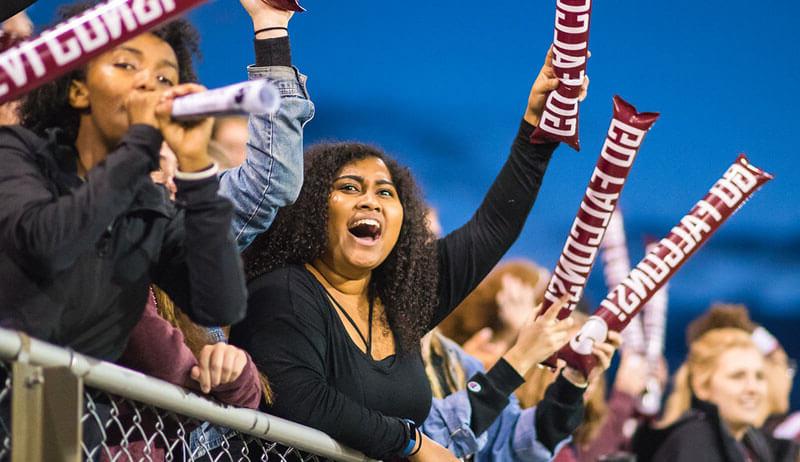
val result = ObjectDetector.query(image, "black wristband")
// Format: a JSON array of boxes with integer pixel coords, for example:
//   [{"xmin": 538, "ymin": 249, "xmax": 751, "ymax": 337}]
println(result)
[{"xmin": 254, "ymin": 26, "xmax": 288, "ymax": 35}]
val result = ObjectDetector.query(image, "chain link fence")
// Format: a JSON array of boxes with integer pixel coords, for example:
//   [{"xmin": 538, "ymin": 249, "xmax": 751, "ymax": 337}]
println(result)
[{"xmin": 0, "ymin": 329, "xmax": 374, "ymax": 462}]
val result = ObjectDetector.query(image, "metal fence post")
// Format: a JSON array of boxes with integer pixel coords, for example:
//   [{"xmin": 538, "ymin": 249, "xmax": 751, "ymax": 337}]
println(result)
[
  {"xmin": 11, "ymin": 363, "xmax": 82, "ymax": 462},
  {"xmin": 11, "ymin": 361, "xmax": 44, "ymax": 462},
  {"xmin": 43, "ymin": 367, "xmax": 83, "ymax": 462}
]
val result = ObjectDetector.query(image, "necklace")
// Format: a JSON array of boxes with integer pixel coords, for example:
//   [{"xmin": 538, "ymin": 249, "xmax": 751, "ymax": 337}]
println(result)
[{"xmin": 324, "ymin": 289, "xmax": 374, "ymax": 357}]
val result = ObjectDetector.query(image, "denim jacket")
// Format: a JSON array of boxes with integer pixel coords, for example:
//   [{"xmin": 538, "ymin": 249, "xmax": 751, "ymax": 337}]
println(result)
[
  {"xmin": 191, "ymin": 63, "xmax": 313, "ymax": 457},
  {"xmin": 219, "ymin": 64, "xmax": 314, "ymax": 252},
  {"xmin": 422, "ymin": 335, "xmax": 570, "ymax": 462}
]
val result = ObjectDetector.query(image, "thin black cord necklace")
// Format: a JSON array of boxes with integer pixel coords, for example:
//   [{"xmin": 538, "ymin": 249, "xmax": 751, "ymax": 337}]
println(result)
[{"xmin": 324, "ymin": 289, "xmax": 374, "ymax": 357}]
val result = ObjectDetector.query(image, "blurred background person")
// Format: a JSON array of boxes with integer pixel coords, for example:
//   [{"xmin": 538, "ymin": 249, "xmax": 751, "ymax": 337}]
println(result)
[
  {"xmin": 209, "ymin": 115, "xmax": 249, "ymax": 169},
  {"xmin": 0, "ymin": 10, "xmax": 33, "ymax": 125},
  {"xmin": 634, "ymin": 327, "xmax": 797, "ymax": 461},
  {"xmin": 686, "ymin": 303, "xmax": 798, "ymax": 443}
]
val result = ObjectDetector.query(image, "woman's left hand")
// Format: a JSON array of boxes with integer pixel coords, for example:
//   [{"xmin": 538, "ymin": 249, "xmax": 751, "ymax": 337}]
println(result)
[
  {"xmin": 524, "ymin": 47, "xmax": 590, "ymax": 127},
  {"xmin": 155, "ymin": 84, "xmax": 215, "ymax": 173},
  {"xmin": 190, "ymin": 343, "xmax": 249, "ymax": 393}
]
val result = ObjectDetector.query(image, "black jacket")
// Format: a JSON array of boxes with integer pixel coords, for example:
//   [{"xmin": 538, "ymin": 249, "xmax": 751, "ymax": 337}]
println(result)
[
  {"xmin": 0, "ymin": 124, "xmax": 247, "ymax": 361},
  {"xmin": 632, "ymin": 397, "xmax": 799, "ymax": 462}
]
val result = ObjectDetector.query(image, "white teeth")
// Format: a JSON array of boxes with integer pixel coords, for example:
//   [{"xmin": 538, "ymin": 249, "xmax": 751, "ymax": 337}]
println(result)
[{"xmin": 352, "ymin": 218, "xmax": 380, "ymax": 229}]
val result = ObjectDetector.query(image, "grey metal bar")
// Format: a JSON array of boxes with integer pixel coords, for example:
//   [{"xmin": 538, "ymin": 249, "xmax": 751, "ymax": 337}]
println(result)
[{"xmin": 0, "ymin": 327, "xmax": 375, "ymax": 462}]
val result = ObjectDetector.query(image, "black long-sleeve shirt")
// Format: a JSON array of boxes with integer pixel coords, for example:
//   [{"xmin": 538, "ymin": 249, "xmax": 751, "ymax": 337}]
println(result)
[
  {"xmin": 0, "ymin": 124, "xmax": 247, "ymax": 361},
  {"xmin": 231, "ymin": 120, "xmax": 557, "ymax": 459}
]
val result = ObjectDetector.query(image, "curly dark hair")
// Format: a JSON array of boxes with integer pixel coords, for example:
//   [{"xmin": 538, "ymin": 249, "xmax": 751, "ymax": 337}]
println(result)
[
  {"xmin": 19, "ymin": 0, "xmax": 200, "ymax": 144},
  {"xmin": 243, "ymin": 142, "xmax": 439, "ymax": 354}
]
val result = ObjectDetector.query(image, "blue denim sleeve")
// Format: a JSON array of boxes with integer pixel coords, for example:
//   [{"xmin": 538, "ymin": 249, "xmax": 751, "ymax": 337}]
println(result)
[
  {"xmin": 218, "ymin": 65, "xmax": 315, "ymax": 252},
  {"xmin": 424, "ymin": 391, "xmax": 567, "ymax": 462},
  {"xmin": 424, "ymin": 391, "xmax": 488, "ymax": 458},
  {"xmin": 421, "ymin": 335, "xmax": 569, "ymax": 461},
  {"xmin": 483, "ymin": 395, "xmax": 571, "ymax": 462}
]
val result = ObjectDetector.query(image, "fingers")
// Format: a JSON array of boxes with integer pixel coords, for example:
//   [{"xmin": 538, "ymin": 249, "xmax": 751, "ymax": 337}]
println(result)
[
  {"xmin": 544, "ymin": 44, "xmax": 554, "ymax": 67},
  {"xmin": 463, "ymin": 327, "xmax": 493, "ymax": 351},
  {"xmin": 209, "ymin": 345, "xmax": 225, "ymax": 388},
  {"xmin": 543, "ymin": 293, "xmax": 570, "ymax": 321},
  {"xmin": 592, "ymin": 339, "xmax": 617, "ymax": 371},
  {"xmin": 543, "ymin": 77, "xmax": 560, "ymax": 92},
  {"xmin": 578, "ymin": 75, "xmax": 590, "ymax": 102},
  {"xmin": 606, "ymin": 330, "xmax": 623, "ymax": 349},
  {"xmin": 529, "ymin": 302, "xmax": 543, "ymax": 320},
  {"xmin": 156, "ymin": 83, "xmax": 208, "ymax": 119},
  {"xmin": 196, "ymin": 346, "xmax": 213, "ymax": 393},
  {"xmin": 162, "ymin": 83, "xmax": 207, "ymax": 100},
  {"xmin": 125, "ymin": 90, "xmax": 161, "ymax": 127},
  {"xmin": 192, "ymin": 344, "xmax": 250, "ymax": 393}
]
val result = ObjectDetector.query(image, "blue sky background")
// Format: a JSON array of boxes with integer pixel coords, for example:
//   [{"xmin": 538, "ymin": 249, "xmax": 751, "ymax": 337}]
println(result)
[{"xmin": 29, "ymin": 0, "xmax": 799, "ymax": 407}]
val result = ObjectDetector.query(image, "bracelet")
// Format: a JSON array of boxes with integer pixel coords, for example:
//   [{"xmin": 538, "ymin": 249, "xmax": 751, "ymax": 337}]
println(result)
[
  {"xmin": 400, "ymin": 419, "xmax": 418, "ymax": 457},
  {"xmin": 408, "ymin": 427, "xmax": 423, "ymax": 457},
  {"xmin": 254, "ymin": 26, "xmax": 288, "ymax": 36}
]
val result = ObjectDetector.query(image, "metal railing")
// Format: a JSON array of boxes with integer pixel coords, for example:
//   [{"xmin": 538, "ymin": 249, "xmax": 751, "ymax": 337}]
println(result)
[{"xmin": 0, "ymin": 327, "xmax": 376, "ymax": 462}]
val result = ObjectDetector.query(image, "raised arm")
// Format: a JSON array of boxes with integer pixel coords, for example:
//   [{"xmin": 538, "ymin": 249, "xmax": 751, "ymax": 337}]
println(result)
[
  {"xmin": 423, "ymin": 300, "xmax": 577, "ymax": 460},
  {"xmin": 432, "ymin": 49, "xmax": 589, "ymax": 326},
  {"xmin": 218, "ymin": 0, "xmax": 314, "ymax": 251},
  {"xmin": 150, "ymin": 84, "xmax": 247, "ymax": 327}
]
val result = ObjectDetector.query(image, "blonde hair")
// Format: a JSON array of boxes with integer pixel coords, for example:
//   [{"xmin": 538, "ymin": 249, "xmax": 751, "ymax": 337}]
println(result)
[
  {"xmin": 151, "ymin": 286, "xmax": 273, "ymax": 404},
  {"xmin": 421, "ymin": 331, "xmax": 467, "ymax": 399},
  {"xmin": 661, "ymin": 328, "xmax": 759, "ymax": 426}
]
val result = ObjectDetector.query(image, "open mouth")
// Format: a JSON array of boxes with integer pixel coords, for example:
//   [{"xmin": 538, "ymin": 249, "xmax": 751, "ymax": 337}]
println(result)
[{"xmin": 348, "ymin": 218, "xmax": 382, "ymax": 243}]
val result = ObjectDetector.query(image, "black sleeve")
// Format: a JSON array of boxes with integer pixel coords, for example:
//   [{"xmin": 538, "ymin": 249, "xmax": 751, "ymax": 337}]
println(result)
[
  {"xmin": 534, "ymin": 372, "xmax": 587, "ymax": 452},
  {"xmin": 151, "ymin": 175, "xmax": 247, "ymax": 327},
  {"xmin": 229, "ymin": 270, "xmax": 410, "ymax": 460},
  {"xmin": 431, "ymin": 120, "xmax": 558, "ymax": 328},
  {"xmin": 0, "ymin": 125, "xmax": 159, "ymax": 279},
  {"xmin": 642, "ymin": 419, "xmax": 724, "ymax": 462},
  {"xmin": 465, "ymin": 358, "xmax": 525, "ymax": 435},
  {"xmin": 254, "ymin": 36, "xmax": 292, "ymax": 67}
]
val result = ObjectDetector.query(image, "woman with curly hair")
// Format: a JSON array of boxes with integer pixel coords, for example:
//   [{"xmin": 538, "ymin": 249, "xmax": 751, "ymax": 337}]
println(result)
[{"xmin": 230, "ymin": 44, "xmax": 588, "ymax": 460}]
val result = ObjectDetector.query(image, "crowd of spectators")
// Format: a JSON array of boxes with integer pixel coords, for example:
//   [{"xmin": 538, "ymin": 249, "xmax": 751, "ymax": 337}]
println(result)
[{"xmin": 0, "ymin": 1, "xmax": 796, "ymax": 461}]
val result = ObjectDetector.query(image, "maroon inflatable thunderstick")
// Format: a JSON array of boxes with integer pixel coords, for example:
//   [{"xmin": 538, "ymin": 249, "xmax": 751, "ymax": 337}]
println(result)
[
  {"xmin": 536, "ymin": 96, "xmax": 657, "ymax": 366},
  {"xmin": 0, "ymin": 0, "xmax": 207, "ymax": 105},
  {"xmin": 531, "ymin": 0, "xmax": 592, "ymax": 150},
  {"xmin": 560, "ymin": 155, "xmax": 773, "ymax": 376},
  {"xmin": 261, "ymin": 0, "xmax": 304, "ymax": 12}
]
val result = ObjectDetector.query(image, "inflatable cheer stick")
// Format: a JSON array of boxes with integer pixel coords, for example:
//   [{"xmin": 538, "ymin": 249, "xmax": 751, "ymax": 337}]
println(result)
[
  {"xmin": 531, "ymin": 0, "xmax": 592, "ymax": 150},
  {"xmin": 561, "ymin": 155, "xmax": 773, "ymax": 376},
  {"xmin": 537, "ymin": 96, "xmax": 658, "ymax": 367},
  {"xmin": 0, "ymin": 0, "xmax": 208, "ymax": 105}
]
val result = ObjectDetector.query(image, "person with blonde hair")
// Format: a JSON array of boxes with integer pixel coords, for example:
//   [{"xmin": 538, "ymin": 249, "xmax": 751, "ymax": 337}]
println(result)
[
  {"xmin": 633, "ymin": 328, "xmax": 798, "ymax": 461},
  {"xmin": 686, "ymin": 303, "xmax": 798, "ymax": 442}
]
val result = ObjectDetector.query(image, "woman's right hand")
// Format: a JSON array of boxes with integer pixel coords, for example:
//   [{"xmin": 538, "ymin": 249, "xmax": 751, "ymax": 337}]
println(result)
[
  {"xmin": 502, "ymin": 295, "xmax": 574, "ymax": 377},
  {"xmin": 408, "ymin": 435, "xmax": 459, "ymax": 462},
  {"xmin": 240, "ymin": 0, "xmax": 294, "ymax": 37}
]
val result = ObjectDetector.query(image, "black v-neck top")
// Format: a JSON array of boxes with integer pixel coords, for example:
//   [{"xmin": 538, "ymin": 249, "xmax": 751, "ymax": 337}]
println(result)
[{"xmin": 230, "ymin": 120, "xmax": 557, "ymax": 459}]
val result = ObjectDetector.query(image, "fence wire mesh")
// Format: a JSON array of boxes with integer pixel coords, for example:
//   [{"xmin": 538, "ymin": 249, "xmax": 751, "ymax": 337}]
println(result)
[{"xmin": 0, "ymin": 361, "xmax": 325, "ymax": 462}]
